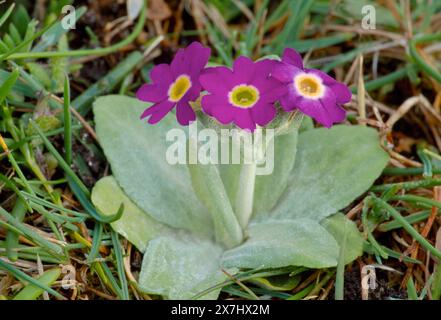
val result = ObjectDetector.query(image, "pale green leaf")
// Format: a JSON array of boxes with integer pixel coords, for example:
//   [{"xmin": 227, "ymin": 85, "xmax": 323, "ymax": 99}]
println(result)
[
  {"xmin": 138, "ymin": 233, "xmax": 226, "ymax": 300},
  {"xmin": 253, "ymin": 130, "xmax": 298, "ymax": 214},
  {"xmin": 93, "ymin": 95, "xmax": 213, "ymax": 238},
  {"xmin": 255, "ymin": 125, "xmax": 389, "ymax": 222},
  {"xmin": 219, "ymin": 163, "xmax": 242, "ymax": 207},
  {"xmin": 222, "ymin": 219, "xmax": 339, "ymax": 269},
  {"xmin": 321, "ymin": 213, "xmax": 364, "ymax": 264},
  {"xmin": 91, "ymin": 176, "xmax": 172, "ymax": 252},
  {"xmin": 189, "ymin": 162, "xmax": 243, "ymax": 248}
]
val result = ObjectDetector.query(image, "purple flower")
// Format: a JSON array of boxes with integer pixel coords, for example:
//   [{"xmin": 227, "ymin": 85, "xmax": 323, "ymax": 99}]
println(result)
[
  {"xmin": 272, "ymin": 48, "xmax": 352, "ymax": 128},
  {"xmin": 136, "ymin": 42, "xmax": 211, "ymax": 125},
  {"xmin": 199, "ymin": 56, "xmax": 284, "ymax": 131}
]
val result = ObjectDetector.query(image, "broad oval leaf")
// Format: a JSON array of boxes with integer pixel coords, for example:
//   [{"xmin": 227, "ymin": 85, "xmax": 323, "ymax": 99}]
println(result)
[
  {"xmin": 253, "ymin": 130, "xmax": 298, "ymax": 214},
  {"xmin": 93, "ymin": 95, "xmax": 213, "ymax": 238},
  {"xmin": 222, "ymin": 219, "xmax": 339, "ymax": 269},
  {"xmin": 189, "ymin": 161, "xmax": 243, "ymax": 248},
  {"xmin": 91, "ymin": 176, "xmax": 172, "ymax": 252},
  {"xmin": 138, "ymin": 233, "xmax": 227, "ymax": 300},
  {"xmin": 255, "ymin": 125, "xmax": 389, "ymax": 222},
  {"xmin": 320, "ymin": 213, "xmax": 364, "ymax": 264}
]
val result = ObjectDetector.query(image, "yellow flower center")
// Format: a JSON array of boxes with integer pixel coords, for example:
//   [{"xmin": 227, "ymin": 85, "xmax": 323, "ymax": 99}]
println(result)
[
  {"xmin": 228, "ymin": 84, "xmax": 260, "ymax": 108},
  {"xmin": 168, "ymin": 75, "xmax": 192, "ymax": 102},
  {"xmin": 294, "ymin": 74, "xmax": 324, "ymax": 99}
]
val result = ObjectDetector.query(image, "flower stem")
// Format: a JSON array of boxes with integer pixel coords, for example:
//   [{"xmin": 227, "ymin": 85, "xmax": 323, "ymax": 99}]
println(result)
[{"xmin": 235, "ymin": 162, "xmax": 257, "ymax": 229}]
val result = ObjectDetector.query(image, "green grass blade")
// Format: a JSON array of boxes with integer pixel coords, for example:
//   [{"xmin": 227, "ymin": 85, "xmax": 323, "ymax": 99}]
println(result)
[
  {"xmin": 6, "ymin": 198, "xmax": 27, "ymax": 262},
  {"xmin": 32, "ymin": 7, "xmax": 87, "ymax": 52},
  {"xmin": 111, "ymin": 230, "xmax": 130, "ymax": 300},
  {"xmin": 87, "ymin": 222, "xmax": 103, "ymax": 263},
  {"xmin": 72, "ymin": 50, "xmax": 143, "ymax": 115},
  {"xmin": 273, "ymin": 0, "xmax": 314, "ymax": 54},
  {"xmin": 30, "ymin": 120, "xmax": 90, "ymax": 196},
  {"xmin": 0, "ymin": 3, "xmax": 15, "ymax": 29},
  {"xmin": 63, "ymin": 75, "xmax": 72, "ymax": 164},
  {"xmin": 371, "ymin": 195, "xmax": 441, "ymax": 260},
  {"xmin": 0, "ymin": 206, "xmax": 63, "ymax": 256},
  {"xmin": 409, "ymin": 33, "xmax": 441, "ymax": 84},
  {"xmin": 13, "ymin": 268, "xmax": 61, "ymax": 300},
  {"xmin": 407, "ymin": 277, "xmax": 418, "ymax": 300},
  {"xmin": 0, "ymin": 260, "xmax": 64, "ymax": 299},
  {"xmin": 0, "ymin": 68, "xmax": 19, "ymax": 104}
]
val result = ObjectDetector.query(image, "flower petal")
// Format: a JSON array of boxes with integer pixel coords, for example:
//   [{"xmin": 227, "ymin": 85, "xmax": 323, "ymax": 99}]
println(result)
[
  {"xmin": 282, "ymin": 48, "xmax": 304, "ymax": 68},
  {"xmin": 180, "ymin": 81, "xmax": 201, "ymax": 103},
  {"xmin": 279, "ymin": 92, "xmax": 302, "ymax": 112},
  {"xmin": 185, "ymin": 42, "xmax": 211, "ymax": 75},
  {"xmin": 251, "ymin": 60, "xmax": 286, "ymax": 99},
  {"xmin": 233, "ymin": 56, "xmax": 256, "ymax": 84},
  {"xmin": 329, "ymin": 82, "xmax": 352, "ymax": 104},
  {"xmin": 296, "ymin": 89, "xmax": 346, "ymax": 128},
  {"xmin": 199, "ymin": 66, "xmax": 234, "ymax": 94},
  {"xmin": 170, "ymin": 48, "xmax": 187, "ymax": 76},
  {"xmin": 171, "ymin": 42, "xmax": 211, "ymax": 77},
  {"xmin": 255, "ymin": 58, "xmax": 279, "ymax": 76},
  {"xmin": 234, "ymin": 110, "xmax": 256, "ymax": 131},
  {"xmin": 260, "ymin": 81, "xmax": 288, "ymax": 103},
  {"xmin": 272, "ymin": 63, "xmax": 303, "ymax": 83},
  {"xmin": 136, "ymin": 84, "xmax": 168, "ymax": 103},
  {"xmin": 150, "ymin": 64, "xmax": 173, "ymax": 84},
  {"xmin": 201, "ymin": 94, "xmax": 234, "ymax": 124},
  {"xmin": 140, "ymin": 100, "xmax": 175, "ymax": 124},
  {"xmin": 176, "ymin": 101, "xmax": 196, "ymax": 125},
  {"xmin": 251, "ymin": 102, "xmax": 276, "ymax": 126}
]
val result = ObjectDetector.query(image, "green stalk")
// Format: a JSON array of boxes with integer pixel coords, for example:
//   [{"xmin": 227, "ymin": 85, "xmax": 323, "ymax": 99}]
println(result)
[
  {"xmin": 382, "ymin": 167, "xmax": 441, "ymax": 176},
  {"xmin": 0, "ymin": 19, "xmax": 57, "ymax": 61},
  {"xmin": 371, "ymin": 179, "xmax": 441, "ymax": 192},
  {"xmin": 4, "ymin": 2, "xmax": 146, "ymax": 60},
  {"xmin": 390, "ymin": 194, "xmax": 441, "ymax": 210},
  {"xmin": 378, "ymin": 210, "xmax": 432, "ymax": 232},
  {"xmin": 350, "ymin": 67, "xmax": 408, "ymax": 93},
  {"xmin": 63, "ymin": 75, "xmax": 72, "ymax": 165},
  {"xmin": 235, "ymin": 163, "xmax": 257, "ymax": 229}
]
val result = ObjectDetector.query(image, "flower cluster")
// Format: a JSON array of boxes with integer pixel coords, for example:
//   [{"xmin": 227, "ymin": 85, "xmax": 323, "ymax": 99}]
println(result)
[{"xmin": 136, "ymin": 42, "xmax": 351, "ymax": 131}]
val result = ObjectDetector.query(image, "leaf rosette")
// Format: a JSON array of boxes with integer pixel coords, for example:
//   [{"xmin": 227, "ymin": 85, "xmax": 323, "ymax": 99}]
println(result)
[{"xmin": 91, "ymin": 95, "xmax": 389, "ymax": 299}]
